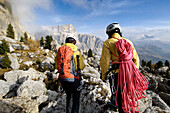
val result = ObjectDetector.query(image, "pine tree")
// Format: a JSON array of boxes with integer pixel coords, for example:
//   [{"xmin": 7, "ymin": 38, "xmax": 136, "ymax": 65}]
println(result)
[
  {"xmin": 88, "ymin": 49, "xmax": 93, "ymax": 57},
  {"xmin": 141, "ymin": 59, "xmax": 147, "ymax": 67},
  {"xmin": 155, "ymin": 61, "xmax": 163, "ymax": 69},
  {"xmin": 24, "ymin": 32, "xmax": 28, "ymax": 43},
  {"xmin": 165, "ymin": 60, "xmax": 169, "ymax": 67},
  {"xmin": 146, "ymin": 60, "xmax": 152, "ymax": 70},
  {"xmin": 6, "ymin": 23, "xmax": 15, "ymax": 39},
  {"xmin": 20, "ymin": 36, "xmax": 24, "ymax": 43},
  {"xmin": 44, "ymin": 35, "xmax": 53, "ymax": 50},
  {"xmin": 40, "ymin": 37, "xmax": 44, "ymax": 47},
  {"xmin": 0, "ymin": 39, "xmax": 10, "ymax": 54},
  {"xmin": 1, "ymin": 52, "xmax": 11, "ymax": 68}
]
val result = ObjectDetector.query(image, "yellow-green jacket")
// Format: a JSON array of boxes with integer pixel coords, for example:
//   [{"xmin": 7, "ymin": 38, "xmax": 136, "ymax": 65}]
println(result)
[
  {"xmin": 55, "ymin": 43, "xmax": 85, "ymax": 70},
  {"xmin": 100, "ymin": 33, "xmax": 140, "ymax": 80}
]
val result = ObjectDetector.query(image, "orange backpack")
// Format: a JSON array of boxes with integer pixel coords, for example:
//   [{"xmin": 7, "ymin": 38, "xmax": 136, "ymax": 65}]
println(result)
[{"xmin": 57, "ymin": 45, "xmax": 79, "ymax": 82}]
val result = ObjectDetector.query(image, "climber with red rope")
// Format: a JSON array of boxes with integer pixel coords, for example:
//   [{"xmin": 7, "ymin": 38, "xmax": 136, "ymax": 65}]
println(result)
[{"xmin": 100, "ymin": 23, "xmax": 148, "ymax": 113}]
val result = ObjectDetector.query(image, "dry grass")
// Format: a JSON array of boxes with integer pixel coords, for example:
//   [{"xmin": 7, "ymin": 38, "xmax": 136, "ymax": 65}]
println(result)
[
  {"xmin": 26, "ymin": 39, "xmax": 40, "ymax": 51},
  {"xmin": 0, "ymin": 68, "xmax": 12, "ymax": 80}
]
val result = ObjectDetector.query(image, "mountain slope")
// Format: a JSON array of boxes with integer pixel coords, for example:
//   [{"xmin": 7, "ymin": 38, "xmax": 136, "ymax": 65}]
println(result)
[
  {"xmin": 34, "ymin": 24, "xmax": 104, "ymax": 54},
  {"xmin": 0, "ymin": 0, "xmax": 34, "ymax": 40}
]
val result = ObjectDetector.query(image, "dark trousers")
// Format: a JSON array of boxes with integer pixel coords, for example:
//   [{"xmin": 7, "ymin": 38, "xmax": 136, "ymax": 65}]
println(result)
[
  {"xmin": 61, "ymin": 80, "xmax": 81, "ymax": 113},
  {"xmin": 109, "ymin": 74, "xmax": 125, "ymax": 113}
]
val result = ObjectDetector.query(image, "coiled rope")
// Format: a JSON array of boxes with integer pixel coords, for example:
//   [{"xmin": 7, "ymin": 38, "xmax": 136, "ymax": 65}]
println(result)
[{"xmin": 112, "ymin": 39, "xmax": 148, "ymax": 113}]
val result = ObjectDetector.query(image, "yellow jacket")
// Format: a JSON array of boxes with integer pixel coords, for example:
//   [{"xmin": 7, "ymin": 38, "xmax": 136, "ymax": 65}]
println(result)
[
  {"xmin": 55, "ymin": 43, "xmax": 85, "ymax": 70},
  {"xmin": 100, "ymin": 33, "xmax": 140, "ymax": 80}
]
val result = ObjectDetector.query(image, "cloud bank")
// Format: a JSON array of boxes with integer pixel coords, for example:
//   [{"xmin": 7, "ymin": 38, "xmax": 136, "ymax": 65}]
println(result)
[{"xmin": 7, "ymin": 0, "xmax": 53, "ymax": 32}]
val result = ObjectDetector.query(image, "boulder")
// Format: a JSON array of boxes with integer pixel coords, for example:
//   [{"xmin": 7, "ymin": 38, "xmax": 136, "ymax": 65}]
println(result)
[
  {"xmin": 23, "ymin": 61, "xmax": 33, "ymax": 66},
  {"xmin": 0, "ymin": 97, "xmax": 38, "ymax": 113},
  {"xmin": 152, "ymin": 94, "xmax": 169, "ymax": 110},
  {"xmin": 7, "ymin": 53, "xmax": 20, "ymax": 70},
  {"xmin": 159, "ymin": 92, "xmax": 170, "ymax": 105},
  {"xmin": 17, "ymin": 79, "xmax": 47, "ymax": 98},
  {"xmin": 0, "ymin": 80, "xmax": 11, "ymax": 98},
  {"xmin": 4, "ymin": 68, "xmax": 46, "ymax": 84},
  {"xmin": 0, "ymin": 36, "xmax": 17, "ymax": 43},
  {"xmin": 158, "ymin": 78, "xmax": 170, "ymax": 93},
  {"xmin": 9, "ymin": 45, "xmax": 15, "ymax": 52},
  {"xmin": 42, "ymin": 57, "xmax": 55, "ymax": 64}
]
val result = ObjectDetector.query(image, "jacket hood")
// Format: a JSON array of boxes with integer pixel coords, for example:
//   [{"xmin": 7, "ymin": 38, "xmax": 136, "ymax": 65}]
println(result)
[{"xmin": 62, "ymin": 43, "xmax": 78, "ymax": 51}]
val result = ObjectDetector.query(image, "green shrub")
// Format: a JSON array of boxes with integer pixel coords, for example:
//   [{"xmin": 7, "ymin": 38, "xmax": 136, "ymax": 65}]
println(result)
[
  {"xmin": 0, "ymin": 39, "xmax": 10, "ymax": 54},
  {"xmin": 36, "ymin": 58, "xmax": 41, "ymax": 64},
  {"xmin": 147, "ymin": 60, "xmax": 152, "ymax": 70},
  {"xmin": 6, "ymin": 23, "xmax": 15, "ymax": 39},
  {"xmin": 141, "ymin": 59, "xmax": 147, "ymax": 67},
  {"xmin": 155, "ymin": 61, "xmax": 163, "ymax": 69},
  {"xmin": 88, "ymin": 49, "xmax": 93, "ymax": 57},
  {"xmin": 165, "ymin": 60, "xmax": 169, "ymax": 67},
  {"xmin": 1, "ymin": 53, "xmax": 11, "ymax": 68},
  {"xmin": 44, "ymin": 35, "xmax": 53, "ymax": 50}
]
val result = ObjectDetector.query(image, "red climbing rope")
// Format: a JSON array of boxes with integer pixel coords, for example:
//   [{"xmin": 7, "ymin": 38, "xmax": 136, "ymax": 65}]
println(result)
[{"xmin": 113, "ymin": 39, "xmax": 148, "ymax": 113}]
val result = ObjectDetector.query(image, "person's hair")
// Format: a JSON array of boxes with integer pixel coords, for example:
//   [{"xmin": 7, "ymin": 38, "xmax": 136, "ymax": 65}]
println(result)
[
  {"xmin": 108, "ymin": 28, "xmax": 122, "ymax": 38},
  {"xmin": 65, "ymin": 37, "xmax": 76, "ymax": 44}
]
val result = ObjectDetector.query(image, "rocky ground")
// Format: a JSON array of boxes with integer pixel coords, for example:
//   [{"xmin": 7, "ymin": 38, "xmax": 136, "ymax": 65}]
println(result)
[{"xmin": 0, "ymin": 36, "xmax": 170, "ymax": 113}]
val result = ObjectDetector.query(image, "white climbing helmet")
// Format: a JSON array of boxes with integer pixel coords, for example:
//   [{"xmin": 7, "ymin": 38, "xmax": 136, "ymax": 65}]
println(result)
[
  {"xmin": 66, "ymin": 34, "xmax": 76, "ymax": 39},
  {"xmin": 106, "ymin": 23, "xmax": 121, "ymax": 34}
]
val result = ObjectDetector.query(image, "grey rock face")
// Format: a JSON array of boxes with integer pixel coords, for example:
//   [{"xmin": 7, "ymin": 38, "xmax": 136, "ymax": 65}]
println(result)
[
  {"xmin": 17, "ymin": 79, "xmax": 47, "ymax": 98},
  {"xmin": 23, "ymin": 61, "xmax": 33, "ymax": 66},
  {"xmin": 0, "ymin": 36, "xmax": 17, "ymax": 43},
  {"xmin": 159, "ymin": 92, "xmax": 170, "ymax": 105},
  {"xmin": 7, "ymin": 53, "xmax": 20, "ymax": 70},
  {"xmin": 34, "ymin": 24, "xmax": 104, "ymax": 55},
  {"xmin": 152, "ymin": 94, "xmax": 170, "ymax": 110},
  {"xmin": 51, "ymin": 39, "xmax": 60, "ymax": 51},
  {"xmin": 4, "ymin": 68, "xmax": 46, "ymax": 84},
  {"xmin": 0, "ymin": 97, "xmax": 38, "ymax": 113},
  {"xmin": 0, "ymin": 3, "xmax": 35, "ymax": 40},
  {"xmin": 0, "ymin": 80, "xmax": 11, "ymax": 98}
]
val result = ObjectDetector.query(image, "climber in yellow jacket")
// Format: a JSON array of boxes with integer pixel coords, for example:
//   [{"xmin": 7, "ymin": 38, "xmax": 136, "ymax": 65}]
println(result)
[
  {"xmin": 100, "ymin": 23, "xmax": 139, "ymax": 113},
  {"xmin": 56, "ymin": 34, "xmax": 85, "ymax": 113}
]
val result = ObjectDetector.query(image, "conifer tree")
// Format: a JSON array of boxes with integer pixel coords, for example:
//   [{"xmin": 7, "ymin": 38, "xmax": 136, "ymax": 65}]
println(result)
[
  {"xmin": 147, "ymin": 60, "xmax": 152, "ymax": 70},
  {"xmin": 141, "ymin": 59, "xmax": 147, "ymax": 67},
  {"xmin": 40, "ymin": 37, "xmax": 44, "ymax": 47},
  {"xmin": 165, "ymin": 60, "xmax": 169, "ymax": 67},
  {"xmin": 6, "ymin": 23, "xmax": 15, "ymax": 39},
  {"xmin": 155, "ymin": 61, "xmax": 163, "ymax": 69},
  {"xmin": 20, "ymin": 36, "xmax": 24, "ymax": 43},
  {"xmin": 24, "ymin": 32, "xmax": 28, "ymax": 43},
  {"xmin": 44, "ymin": 35, "xmax": 53, "ymax": 50},
  {"xmin": 88, "ymin": 49, "xmax": 93, "ymax": 57},
  {"xmin": 0, "ymin": 39, "xmax": 10, "ymax": 54},
  {"xmin": 1, "ymin": 52, "xmax": 11, "ymax": 68}
]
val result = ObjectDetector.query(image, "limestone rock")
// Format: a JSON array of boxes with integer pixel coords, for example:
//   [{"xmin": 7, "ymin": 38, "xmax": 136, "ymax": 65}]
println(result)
[
  {"xmin": 17, "ymin": 79, "xmax": 47, "ymax": 98},
  {"xmin": 152, "ymin": 94, "xmax": 169, "ymax": 110},
  {"xmin": 4, "ymin": 68, "xmax": 46, "ymax": 84},
  {"xmin": 159, "ymin": 92, "xmax": 170, "ymax": 105},
  {"xmin": 0, "ymin": 36, "xmax": 17, "ymax": 43},
  {"xmin": 23, "ymin": 61, "xmax": 33, "ymax": 66},
  {"xmin": 0, "ymin": 97, "xmax": 38, "ymax": 113},
  {"xmin": 0, "ymin": 80, "xmax": 11, "ymax": 98},
  {"xmin": 7, "ymin": 53, "xmax": 20, "ymax": 70}
]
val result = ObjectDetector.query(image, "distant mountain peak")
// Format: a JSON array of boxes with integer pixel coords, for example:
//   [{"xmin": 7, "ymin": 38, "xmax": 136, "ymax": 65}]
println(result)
[{"xmin": 46, "ymin": 24, "xmax": 77, "ymax": 34}]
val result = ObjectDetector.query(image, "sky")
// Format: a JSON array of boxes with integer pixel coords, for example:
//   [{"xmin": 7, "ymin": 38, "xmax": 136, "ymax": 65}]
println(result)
[{"xmin": 7, "ymin": 0, "xmax": 170, "ymax": 40}]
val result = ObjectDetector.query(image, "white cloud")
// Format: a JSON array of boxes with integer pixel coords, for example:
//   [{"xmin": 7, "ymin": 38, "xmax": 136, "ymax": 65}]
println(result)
[
  {"xmin": 61, "ymin": 0, "xmax": 131, "ymax": 16},
  {"xmin": 7, "ymin": 0, "xmax": 53, "ymax": 30},
  {"xmin": 53, "ymin": 17, "xmax": 62, "ymax": 23}
]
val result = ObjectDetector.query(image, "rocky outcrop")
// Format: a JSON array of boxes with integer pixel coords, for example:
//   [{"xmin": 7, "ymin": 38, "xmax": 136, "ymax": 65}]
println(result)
[
  {"xmin": 34, "ymin": 24, "xmax": 104, "ymax": 55},
  {"xmin": 0, "ymin": 0, "xmax": 35, "ymax": 40},
  {"xmin": 0, "ymin": 97, "xmax": 39, "ymax": 113},
  {"xmin": 7, "ymin": 53, "xmax": 20, "ymax": 70}
]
